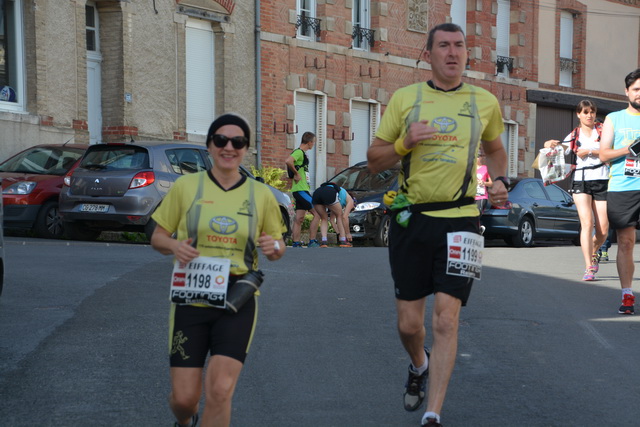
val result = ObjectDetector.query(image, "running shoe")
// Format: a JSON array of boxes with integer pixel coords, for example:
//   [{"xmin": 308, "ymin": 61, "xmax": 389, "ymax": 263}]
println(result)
[
  {"xmin": 422, "ymin": 418, "xmax": 443, "ymax": 427},
  {"xmin": 320, "ymin": 241, "xmax": 328, "ymax": 248},
  {"xmin": 618, "ymin": 294, "xmax": 635, "ymax": 315},
  {"xmin": 591, "ymin": 253, "xmax": 600, "ymax": 273},
  {"xmin": 403, "ymin": 348, "xmax": 429, "ymax": 412},
  {"xmin": 292, "ymin": 241, "xmax": 303, "ymax": 248},
  {"xmin": 601, "ymin": 251, "xmax": 609, "ymax": 262},
  {"xmin": 174, "ymin": 413, "xmax": 198, "ymax": 427},
  {"xmin": 308, "ymin": 239, "xmax": 320, "ymax": 248},
  {"xmin": 582, "ymin": 269, "xmax": 595, "ymax": 281},
  {"xmin": 339, "ymin": 241, "xmax": 353, "ymax": 247}
]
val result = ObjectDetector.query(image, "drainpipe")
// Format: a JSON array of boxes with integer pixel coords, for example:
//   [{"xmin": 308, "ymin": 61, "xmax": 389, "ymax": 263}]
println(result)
[{"xmin": 255, "ymin": 0, "xmax": 262, "ymax": 167}]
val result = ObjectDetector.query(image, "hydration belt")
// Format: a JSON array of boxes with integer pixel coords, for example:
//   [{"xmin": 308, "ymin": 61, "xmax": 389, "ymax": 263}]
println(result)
[{"xmin": 407, "ymin": 197, "xmax": 476, "ymax": 213}]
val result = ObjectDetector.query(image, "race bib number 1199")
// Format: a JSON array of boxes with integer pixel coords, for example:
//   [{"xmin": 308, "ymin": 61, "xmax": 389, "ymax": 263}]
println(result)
[
  {"xmin": 624, "ymin": 156, "xmax": 640, "ymax": 177},
  {"xmin": 446, "ymin": 231, "xmax": 483, "ymax": 280}
]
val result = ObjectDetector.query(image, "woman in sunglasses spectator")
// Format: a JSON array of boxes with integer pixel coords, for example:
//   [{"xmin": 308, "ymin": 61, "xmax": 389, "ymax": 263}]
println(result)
[{"xmin": 150, "ymin": 113, "xmax": 286, "ymax": 427}]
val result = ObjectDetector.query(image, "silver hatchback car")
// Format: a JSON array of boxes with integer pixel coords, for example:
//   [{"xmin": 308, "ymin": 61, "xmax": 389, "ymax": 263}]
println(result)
[{"xmin": 59, "ymin": 141, "xmax": 292, "ymax": 241}]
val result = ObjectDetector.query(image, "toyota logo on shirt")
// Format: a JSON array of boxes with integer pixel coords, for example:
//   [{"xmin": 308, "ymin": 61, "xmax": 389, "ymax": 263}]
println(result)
[
  {"xmin": 209, "ymin": 216, "xmax": 239, "ymax": 235},
  {"xmin": 432, "ymin": 117, "xmax": 457, "ymax": 134}
]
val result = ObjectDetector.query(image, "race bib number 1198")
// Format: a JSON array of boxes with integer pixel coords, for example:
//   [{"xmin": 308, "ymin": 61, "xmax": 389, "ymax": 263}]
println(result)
[
  {"xmin": 171, "ymin": 257, "xmax": 230, "ymax": 308},
  {"xmin": 446, "ymin": 231, "xmax": 483, "ymax": 280}
]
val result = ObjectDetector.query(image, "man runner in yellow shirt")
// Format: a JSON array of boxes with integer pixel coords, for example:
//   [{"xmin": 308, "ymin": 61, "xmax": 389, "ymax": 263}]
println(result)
[{"xmin": 368, "ymin": 23, "xmax": 509, "ymax": 427}]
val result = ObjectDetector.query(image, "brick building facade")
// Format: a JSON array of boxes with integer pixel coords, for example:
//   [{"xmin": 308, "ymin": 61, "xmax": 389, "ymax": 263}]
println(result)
[
  {"xmin": 0, "ymin": 0, "xmax": 638, "ymax": 186},
  {"xmin": 259, "ymin": 0, "xmax": 637, "ymax": 187}
]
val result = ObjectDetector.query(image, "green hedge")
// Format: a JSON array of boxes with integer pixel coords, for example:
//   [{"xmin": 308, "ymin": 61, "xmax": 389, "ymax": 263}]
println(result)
[{"xmin": 250, "ymin": 166, "xmax": 288, "ymax": 192}]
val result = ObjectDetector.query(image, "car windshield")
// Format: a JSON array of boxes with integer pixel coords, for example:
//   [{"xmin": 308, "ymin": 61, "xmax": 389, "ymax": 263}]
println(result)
[
  {"xmin": 331, "ymin": 165, "xmax": 398, "ymax": 191},
  {"xmin": 0, "ymin": 147, "xmax": 84, "ymax": 175},
  {"xmin": 80, "ymin": 145, "xmax": 150, "ymax": 171}
]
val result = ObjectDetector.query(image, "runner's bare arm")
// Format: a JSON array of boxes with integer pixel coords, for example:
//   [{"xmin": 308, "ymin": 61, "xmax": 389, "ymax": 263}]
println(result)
[
  {"xmin": 599, "ymin": 117, "xmax": 629, "ymax": 162},
  {"xmin": 367, "ymin": 121, "xmax": 436, "ymax": 173},
  {"xmin": 257, "ymin": 232, "xmax": 285, "ymax": 261},
  {"xmin": 285, "ymin": 155, "xmax": 301, "ymax": 182},
  {"xmin": 367, "ymin": 138, "xmax": 399, "ymax": 173},
  {"xmin": 151, "ymin": 225, "xmax": 200, "ymax": 264}
]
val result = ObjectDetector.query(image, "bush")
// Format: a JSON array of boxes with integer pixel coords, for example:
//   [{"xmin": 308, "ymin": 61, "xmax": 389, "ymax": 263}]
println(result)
[{"xmin": 250, "ymin": 166, "xmax": 288, "ymax": 192}]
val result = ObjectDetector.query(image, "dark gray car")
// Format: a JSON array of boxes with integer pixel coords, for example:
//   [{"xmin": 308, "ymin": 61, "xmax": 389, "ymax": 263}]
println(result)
[
  {"xmin": 0, "ymin": 182, "xmax": 4, "ymax": 296},
  {"xmin": 481, "ymin": 178, "xmax": 580, "ymax": 247},
  {"xmin": 59, "ymin": 141, "xmax": 292, "ymax": 241}
]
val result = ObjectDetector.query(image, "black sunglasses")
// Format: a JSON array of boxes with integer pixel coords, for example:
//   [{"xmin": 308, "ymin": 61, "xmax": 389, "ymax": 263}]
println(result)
[{"xmin": 210, "ymin": 134, "xmax": 249, "ymax": 149}]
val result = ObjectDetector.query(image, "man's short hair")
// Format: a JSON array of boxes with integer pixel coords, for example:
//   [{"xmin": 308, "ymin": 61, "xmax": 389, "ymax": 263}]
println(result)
[
  {"xmin": 625, "ymin": 68, "xmax": 640, "ymax": 89},
  {"xmin": 426, "ymin": 23, "xmax": 465, "ymax": 51},
  {"xmin": 301, "ymin": 131, "xmax": 316, "ymax": 145}
]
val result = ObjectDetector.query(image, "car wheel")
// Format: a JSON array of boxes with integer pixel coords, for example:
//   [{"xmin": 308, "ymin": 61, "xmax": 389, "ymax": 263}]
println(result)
[
  {"xmin": 144, "ymin": 218, "xmax": 157, "ymax": 242},
  {"xmin": 509, "ymin": 216, "xmax": 534, "ymax": 248},
  {"xmin": 64, "ymin": 222, "xmax": 101, "ymax": 241},
  {"xmin": 373, "ymin": 215, "xmax": 391, "ymax": 247},
  {"xmin": 34, "ymin": 201, "xmax": 65, "ymax": 239}
]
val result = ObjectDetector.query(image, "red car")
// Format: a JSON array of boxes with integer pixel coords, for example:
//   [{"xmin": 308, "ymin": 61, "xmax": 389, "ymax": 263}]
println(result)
[{"xmin": 0, "ymin": 144, "xmax": 88, "ymax": 238}]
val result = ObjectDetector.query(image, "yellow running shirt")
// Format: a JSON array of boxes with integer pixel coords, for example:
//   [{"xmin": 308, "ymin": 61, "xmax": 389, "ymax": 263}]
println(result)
[
  {"xmin": 152, "ymin": 171, "xmax": 286, "ymax": 275},
  {"xmin": 376, "ymin": 82, "xmax": 504, "ymax": 218}
]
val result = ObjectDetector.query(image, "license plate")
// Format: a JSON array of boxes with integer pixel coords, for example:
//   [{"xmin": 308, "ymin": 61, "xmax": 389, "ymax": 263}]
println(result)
[{"xmin": 80, "ymin": 204, "xmax": 109, "ymax": 212}]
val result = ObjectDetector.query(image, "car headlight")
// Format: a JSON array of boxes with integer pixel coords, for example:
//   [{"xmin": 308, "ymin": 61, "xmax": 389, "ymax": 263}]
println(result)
[
  {"xmin": 3, "ymin": 181, "xmax": 36, "ymax": 195},
  {"xmin": 355, "ymin": 202, "xmax": 380, "ymax": 211}
]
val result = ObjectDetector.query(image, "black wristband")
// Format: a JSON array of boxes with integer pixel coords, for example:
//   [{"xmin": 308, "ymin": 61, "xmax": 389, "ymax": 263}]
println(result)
[{"xmin": 494, "ymin": 176, "xmax": 510, "ymax": 187}]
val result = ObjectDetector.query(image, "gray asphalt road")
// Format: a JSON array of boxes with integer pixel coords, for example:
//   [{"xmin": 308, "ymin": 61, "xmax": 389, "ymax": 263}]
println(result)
[{"xmin": 1, "ymin": 237, "xmax": 639, "ymax": 426}]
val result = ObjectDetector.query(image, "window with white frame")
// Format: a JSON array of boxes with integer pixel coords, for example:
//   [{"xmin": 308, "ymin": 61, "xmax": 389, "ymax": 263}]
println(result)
[
  {"xmin": 186, "ymin": 19, "xmax": 215, "ymax": 136},
  {"xmin": 496, "ymin": 0, "xmax": 511, "ymax": 77},
  {"xmin": 450, "ymin": 0, "xmax": 466, "ymax": 36},
  {"xmin": 501, "ymin": 121, "xmax": 518, "ymax": 178},
  {"xmin": 559, "ymin": 11, "xmax": 574, "ymax": 87},
  {"xmin": 350, "ymin": 100, "xmax": 379, "ymax": 165},
  {"xmin": 0, "ymin": 0, "xmax": 24, "ymax": 111},
  {"xmin": 352, "ymin": 0, "xmax": 371, "ymax": 50},
  {"xmin": 296, "ymin": 0, "xmax": 318, "ymax": 40},
  {"xmin": 86, "ymin": 4, "xmax": 99, "ymax": 52},
  {"xmin": 295, "ymin": 91, "xmax": 328, "ymax": 188}
]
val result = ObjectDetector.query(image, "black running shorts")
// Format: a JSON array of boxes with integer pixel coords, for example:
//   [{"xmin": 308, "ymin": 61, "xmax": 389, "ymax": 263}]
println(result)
[
  {"xmin": 312, "ymin": 185, "xmax": 339, "ymax": 206},
  {"xmin": 389, "ymin": 213, "xmax": 478, "ymax": 305},
  {"xmin": 607, "ymin": 190, "xmax": 640, "ymax": 230},
  {"xmin": 570, "ymin": 179, "xmax": 608, "ymax": 201},
  {"xmin": 168, "ymin": 294, "xmax": 257, "ymax": 367},
  {"xmin": 293, "ymin": 191, "xmax": 313, "ymax": 211}
]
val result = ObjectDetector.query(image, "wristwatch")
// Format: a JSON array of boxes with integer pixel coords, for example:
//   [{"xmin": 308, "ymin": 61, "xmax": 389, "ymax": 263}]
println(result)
[{"xmin": 494, "ymin": 176, "xmax": 510, "ymax": 187}]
